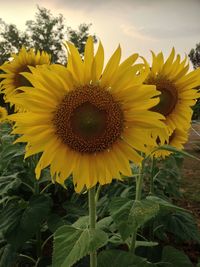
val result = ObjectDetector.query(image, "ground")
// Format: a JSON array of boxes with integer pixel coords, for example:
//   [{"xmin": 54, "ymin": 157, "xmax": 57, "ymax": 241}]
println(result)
[{"xmin": 178, "ymin": 122, "xmax": 200, "ymax": 264}]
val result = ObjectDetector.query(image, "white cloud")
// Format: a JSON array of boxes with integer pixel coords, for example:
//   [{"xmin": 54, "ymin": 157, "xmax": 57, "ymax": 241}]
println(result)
[{"xmin": 120, "ymin": 24, "xmax": 157, "ymax": 42}]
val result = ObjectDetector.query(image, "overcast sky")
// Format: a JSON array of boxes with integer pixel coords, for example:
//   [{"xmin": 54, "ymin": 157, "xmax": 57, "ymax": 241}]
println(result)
[{"xmin": 0, "ymin": 0, "xmax": 199, "ymax": 65}]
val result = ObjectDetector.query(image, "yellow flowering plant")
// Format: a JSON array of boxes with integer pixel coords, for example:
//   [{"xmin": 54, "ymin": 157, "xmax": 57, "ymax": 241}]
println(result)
[{"xmin": 0, "ymin": 38, "xmax": 200, "ymax": 267}]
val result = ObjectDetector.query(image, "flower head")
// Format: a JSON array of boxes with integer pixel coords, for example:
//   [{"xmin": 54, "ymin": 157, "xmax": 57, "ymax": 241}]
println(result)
[
  {"xmin": 152, "ymin": 127, "xmax": 189, "ymax": 158},
  {"xmin": 9, "ymin": 37, "xmax": 165, "ymax": 192},
  {"xmin": 0, "ymin": 47, "xmax": 51, "ymax": 105},
  {"xmin": 145, "ymin": 48, "xmax": 200, "ymax": 133}
]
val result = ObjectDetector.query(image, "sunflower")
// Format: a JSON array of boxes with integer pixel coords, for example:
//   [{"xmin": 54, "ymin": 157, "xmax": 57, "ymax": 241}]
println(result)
[
  {"xmin": 9, "ymin": 37, "xmax": 165, "ymax": 192},
  {"xmin": 145, "ymin": 48, "xmax": 200, "ymax": 134},
  {"xmin": 0, "ymin": 47, "xmax": 51, "ymax": 104},
  {"xmin": 0, "ymin": 106, "xmax": 8, "ymax": 123},
  {"xmin": 152, "ymin": 126, "xmax": 189, "ymax": 158}
]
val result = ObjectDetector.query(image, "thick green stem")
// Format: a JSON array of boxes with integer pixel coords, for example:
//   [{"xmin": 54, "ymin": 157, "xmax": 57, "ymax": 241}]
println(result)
[
  {"xmin": 130, "ymin": 165, "xmax": 143, "ymax": 253},
  {"xmin": 88, "ymin": 186, "xmax": 97, "ymax": 267}
]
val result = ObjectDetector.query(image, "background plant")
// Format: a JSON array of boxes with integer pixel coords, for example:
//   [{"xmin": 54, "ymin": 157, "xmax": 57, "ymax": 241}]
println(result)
[{"xmin": 1, "ymin": 122, "xmax": 199, "ymax": 267}]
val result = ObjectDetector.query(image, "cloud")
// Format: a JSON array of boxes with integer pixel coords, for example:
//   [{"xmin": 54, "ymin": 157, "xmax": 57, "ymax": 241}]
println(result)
[
  {"xmin": 120, "ymin": 24, "xmax": 157, "ymax": 41},
  {"xmin": 142, "ymin": 26, "xmax": 200, "ymax": 39}
]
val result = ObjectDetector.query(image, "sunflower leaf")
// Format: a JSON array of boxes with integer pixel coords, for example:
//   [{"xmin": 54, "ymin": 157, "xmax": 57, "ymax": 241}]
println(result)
[
  {"xmin": 52, "ymin": 225, "xmax": 108, "ymax": 267},
  {"xmin": 109, "ymin": 198, "xmax": 159, "ymax": 240},
  {"xmin": 162, "ymin": 246, "xmax": 193, "ymax": 267},
  {"xmin": 0, "ymin": 173, "xmax": 21, "ymax": 195},
  {"xmin": 97, "ymin": 249, "xmax": 153, "ymax": 267},
  {"xmin": 2, "ymin": 195, "xmax": 52, "ymax": 249},
  {"xmin": 0, "ymin": 244, "xmax": 17, "ymax": 267}
]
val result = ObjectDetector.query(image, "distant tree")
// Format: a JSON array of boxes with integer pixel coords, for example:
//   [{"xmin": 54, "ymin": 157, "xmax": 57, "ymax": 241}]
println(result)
[
  {"xmin": 0, "ymin": 19, "xmax": 28, "ymax": 65},
  {"xmin": 189, "ymin": 42, "xmax": 200, "ymax": 69},
  {"xmin": 189, "ymin": 43, "xmax": 200, "ymax": 120},
  {"xmin": 67, "ymin": 23, "xmax": 97, "ymax": 55},
  {"xmin": 0, "ymin": 6, "xmax": 96, "ymax": 65},
  {"xmin": 0, "ymin": 6, "xmax": 96, "ymax": 109},
  {"xmin": 25, "ymin": 6, "xmax": 66, "ymax": 63}
]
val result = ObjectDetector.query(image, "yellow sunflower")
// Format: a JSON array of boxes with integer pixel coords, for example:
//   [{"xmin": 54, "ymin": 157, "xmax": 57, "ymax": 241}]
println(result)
[
  {"xmin": 0, "ymin": 47, "xmax": 51, "ymax": 104},
  {"xmin": 145, "ymin": 48, "xmax": 200, "ymax": 133},
  {"xmin": 152, "ymin": 126, "xmax": 189, "ymax": 158},
  {"xmin": 0, "ymin": 106, "xmax": 8, "ymax": 123},
  {"xmin": 9, "ymin": 37, "xmax": 165, "ymax": 192}
]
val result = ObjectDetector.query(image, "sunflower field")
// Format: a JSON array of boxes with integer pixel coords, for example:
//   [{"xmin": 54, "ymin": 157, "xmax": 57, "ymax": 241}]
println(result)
[{"xmin": 0, "ymin": 36, "xmax": 200, "ymax": 267}]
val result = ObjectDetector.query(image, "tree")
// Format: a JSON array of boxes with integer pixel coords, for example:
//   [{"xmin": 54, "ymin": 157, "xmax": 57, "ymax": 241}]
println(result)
[
  {"xmin": 189, "ymin": 42, "xmax": 200, "ymax": 120},
  {"xmin": 67, "ymin": 23, "xmax": 97, "ymax": 56},
  {"xmin": 189, "ymin": 42, "xmax": 200, "ymax": 69},
  {"xmin": 0, "ymin": 19, "xmax": 28, "ymax": 65},
  {"xmin": 0, "ymin": 6, "xmax": 96, "ymax": 65},
  {"xmin": 0, "ymin": 6, "xmax": 96, "ymax": 109},
  {"xmin": 25, "ymin": 6, "xmax": 66, "ymax": 64}
]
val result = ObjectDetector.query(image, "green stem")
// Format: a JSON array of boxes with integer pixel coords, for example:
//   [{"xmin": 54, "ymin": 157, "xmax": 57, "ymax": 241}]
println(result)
[
  {"xmin": 18, "ymin": 254, "xmax": 36, "ymax": 264},
  {"xmin": 21, "ymin": 181, "xmax": 34, "ymax": 193},
  {"xmin": 34, "ymin": 181, "xmax": 42, "ymax": 259},
  {"xmin": 41, "ymin": 234, "xmax": 53, "ymax": 251},
  {"xmin": 135, "ymin": 166, "xmax": 143, "ymax": 201},
  {"xmin": 88, "ymin": 186, "xmax": 97, "ymax": 267},
  {"xmin": 95, "ymin": 184, "xmax": 102, "ymax": 203},
  {"xmin": 130, "ymin": 165, "xmax": 143, "ymax": 253},
  {"xmin": 40, "ymin": 182, "xmax": 52, "ymax": 194},
  {"xmin": 149, "ymin": 157, "xmax": 155, "ymax": 195}
]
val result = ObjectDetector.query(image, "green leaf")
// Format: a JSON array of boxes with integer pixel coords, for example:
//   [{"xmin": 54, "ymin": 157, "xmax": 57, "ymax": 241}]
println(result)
[
  {"xmin": 97, "ymin": 216, "xmax": 113, "ymax": 231},
  {"xmin": 53, "ymin": 225, "xmax": 108, "ymax": 267},
  {"xmin": 162, "ymin": 211, "xmax": 200, "ymax": 243},
  {"xmin": 109, "ymin": 234, "xmax": 123, "ymax": 245},
  {"xmin": 135, "ymin": 241, "xmax": 158, "ymax": 248},
  {"xmin": 6, "ymin": 195, "xmax": 52, "ymax": 249},
  {"xmin": 146, "ymin": 196, "xmax": 185, "ymax": 212},
  {"xmin": 109, "ymin": 198, "xmax": 159, "ymax": 240},
  {"xmin": 0, "ymin": 244, "xmax": 16, "ymax": 267},
  {"xmin": 47, "ymin": 214, "xmax": 66, "ymax": 233},
  {"xmin": 72, "ymin": 216, "xmax": 89, "ymax": 229},
  {"xmin": 0, "ymin": 173, "xmax": 21, "ymax": 195},
  {"xmin": 162, "ymin": 246, "xmax": 193, "ymax": 267},
  {"xmin": 97, "ymin": 250, "xmax": 148, "ymax": 267},
  {"xmin": 0, "ymin": 203, "xmax": 23, "ymax": 235},
  {"xmin": 62, "ymin": 201, "xmax": 87, "ymax": 222}
]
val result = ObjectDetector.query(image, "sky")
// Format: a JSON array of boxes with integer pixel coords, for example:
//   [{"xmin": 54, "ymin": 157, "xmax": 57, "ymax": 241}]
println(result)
[{"xmin": 0, "ymin": 0, "xmax": 199, "ymax": 65}]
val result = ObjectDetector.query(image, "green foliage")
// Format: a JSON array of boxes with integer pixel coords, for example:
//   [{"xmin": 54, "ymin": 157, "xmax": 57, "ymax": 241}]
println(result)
[
  {"xmin": 5, "ymin": 195, "xmax": 52, "ymax": 249},
  {"xmin": 53, "ymin": 225, "xmax": 108, "ymax": 267},
  {"xmin": 161, "ymin": 246, "xmax": 193, "ymax": 267},
  {"xmin": 0, "ymin": 122, "xmax": 200, "ymax": 266},
  {"xmin": 156, "ymin": 210, "xmax": 200, "ymax": 243},
  {"xmin": 25, "ymin": 6, "xmax": 66, "ymax": 63},
  {"xmin": 189, "ymin": 42, "xmax": 200, "ymax": 69},
  {"xmin": 109, "ymin": 198, "xmax": 159, "ymax": 240},
  {"xmin": 0, "ymin": 6, "xmax": 96, "ymax": 65},
  {"xmin": 0, "ymin": 19, "xmax": 28, "ymax": 65},
  {"xmin": 97, "ymin": 250, "xmax": 148, "ymax": 267},
  {"xmin": 143, "ymin": 154, "xmax": 184, "ymax": 199},
  {"xmin": 188, "ymin": 42, "xmax": 200, "ymax": 119},
  {"xmin": 67, "ymin": 23, "xmax": 97, "ymax": 56},
  {"xmin": 0, "ymin": 244, "xmax": 16, "ymax": 267}
]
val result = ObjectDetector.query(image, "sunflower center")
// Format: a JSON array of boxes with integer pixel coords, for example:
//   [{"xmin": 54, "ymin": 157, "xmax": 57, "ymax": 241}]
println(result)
[
  {"xmin": 53, "ymin": 85, "xmax": 124, "ymax": 154},
  {"xmin": 148, "ymin": 76, "xmax": 178, "ymax": 116}
]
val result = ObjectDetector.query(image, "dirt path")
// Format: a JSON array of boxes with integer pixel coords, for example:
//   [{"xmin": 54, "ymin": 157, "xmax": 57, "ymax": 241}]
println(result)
[{"xmin": 181, "ymin": 121, "xmax": 200, "ymax": 233}]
